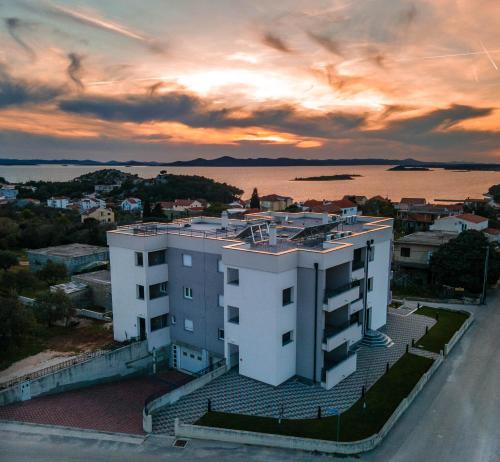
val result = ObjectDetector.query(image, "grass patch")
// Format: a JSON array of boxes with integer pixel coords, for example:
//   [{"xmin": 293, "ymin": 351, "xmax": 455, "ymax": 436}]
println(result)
[
  {"xmin": 415, "ymin": 306, "xmax": 469, "ymax": 353},
  {"xmin": 196, "ymin": 353, "xmax": 433, "ymax": 442}
]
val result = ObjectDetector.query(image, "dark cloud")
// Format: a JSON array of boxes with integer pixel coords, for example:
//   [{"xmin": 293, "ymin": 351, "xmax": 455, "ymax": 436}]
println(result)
[
  {"xmin": 58, "ymin": 90, "xmax": 365, "ymax": 138},
  {"xmin": 0, "ymin": 65, "xmax": 62, "ymax": 108},
  {"xmin": 4, "ymin": 17, "xmax": 36, "ymax": 60},
  {"xmin": 306, "ymin": 31, "xmax": 342, "ymax": 56},
  {"xmin": 67, "ymin": 53, "xmax": 85, "ymax": 90},
  {"xmin": 262, "ymin": 33, "xmax": 292, "ymax": 53}
]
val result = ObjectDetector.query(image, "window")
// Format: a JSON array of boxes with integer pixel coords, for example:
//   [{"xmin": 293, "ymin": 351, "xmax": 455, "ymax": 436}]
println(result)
[
  {"xmin": 149, "ymin": 281, "xmax": 168, "ymax": 299},
  {"xmin": 282, "ymin": 287, "xmax": 293, "ymax": 306},
  {"xmin": 184, "ymin": 318, "xmax": 194, "ymax": 332},
  {"xmin": 217, "ymin": 259, "xmax": 224, "ymax": 273},
  {"xmin": 135, "ymin": 252, "xmax": 143, "ymax": 266},
  {"xmin": 150, "ymin": 314, "xmax": 168, "ymax": 332},
  {"xmin": 136, "ymin": 285, "xmax": 144, "ymax": 300},
  {"xmin": 183, "ymin": 287, "xmax": 193, "ymax": 299},
  {"xmin": 227, "ymin": 267, "xmax": 239, "ymax": 285},
  {"xmin": 282, "ymin": 330, "xmax": 293, "ymax": 346},
  {"xmin": 228, "ymin": 306, "xmax": 239, "ymax": 324},
  {"xmin": 368, "ymin": 277, "xmax": 374, "ymax": 292},
  {"xmin": 148, "ymin": 249, "xmax": 166, "ymax": 266},
  {"xmin": 218, "ymin": 328, "xmax": 225, "ymax": 340},
  {"xmin": 171, "ymin": 315, "xmax": 176, "ymax": 325},
  {"xmin": 182, "ymin": 254, "xmax": 192, "ymax": 267},
  {"xmin": 369, "ymin": 246, "xmax": 375, "ymax": 262},
  {"xmin": 218, "ymin": 294, "xmax": 224, "ymax": 307},
  {"xmin": 400, "ymin": 247, "xmax": 411, "ymax": 257}
]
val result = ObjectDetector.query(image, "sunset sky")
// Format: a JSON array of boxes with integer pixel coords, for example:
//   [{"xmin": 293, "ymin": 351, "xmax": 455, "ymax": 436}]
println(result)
[{"xmin": 0, "ymin": 0, "xmax": 499, "ymax": 162}]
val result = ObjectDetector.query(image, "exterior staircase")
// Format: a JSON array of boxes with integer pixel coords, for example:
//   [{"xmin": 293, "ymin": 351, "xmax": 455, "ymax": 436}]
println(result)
[{"xmin": 361, "ymin": 329, "xmax": 394, "ymax": 348}]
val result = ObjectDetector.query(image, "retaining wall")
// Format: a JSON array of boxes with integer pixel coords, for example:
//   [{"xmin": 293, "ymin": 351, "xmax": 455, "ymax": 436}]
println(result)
[
  {"xmin": 143, "ymin": 364, "xmax": 227, "ymax": 433},
  {"xmin": 0, "ymin": 341, "xmax": 151, "ymax": 407},
  {"xmin": 444, "ymin": 314, "xmax": 474, "ymax": 356},
  {"xmin": 175, "ymin": 356, "xmax": 445, "ymax": 455}
]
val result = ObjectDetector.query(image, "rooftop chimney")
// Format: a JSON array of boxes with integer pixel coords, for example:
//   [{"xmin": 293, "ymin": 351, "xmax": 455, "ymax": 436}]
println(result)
[
  {"xmin": 269, "ymin": 225, "xmax": 278, "ymax": 246},
  {"xmin": 221, "ymin": 211, "xmax": 229, "ymax": 229},
  {"xmin": 322, "ymin": 213, "xmax": 329, "ymax": 224}
]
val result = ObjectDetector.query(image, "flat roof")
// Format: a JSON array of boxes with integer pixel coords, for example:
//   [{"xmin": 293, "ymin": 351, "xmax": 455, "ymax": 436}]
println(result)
[
  {"xmin": 396, "ymin": 231, "xmax": 457, "ymax": 246},
  {"xmin": 72, "ymin": 269, "xmax": 111, "ymax": 283},
  {"xmin": 28, "ymin": 243, "xmax": 109, "ymax": 258}
]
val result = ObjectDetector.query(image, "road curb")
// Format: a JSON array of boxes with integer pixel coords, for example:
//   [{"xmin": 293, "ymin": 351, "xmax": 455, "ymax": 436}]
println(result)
[{"xmin": 0, "ymin": 420, "xmax": 146, "ymax": 445}]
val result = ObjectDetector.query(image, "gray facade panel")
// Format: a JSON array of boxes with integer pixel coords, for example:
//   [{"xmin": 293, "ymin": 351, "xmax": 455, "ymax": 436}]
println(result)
[{"xmin": 168, "ymin": 247, "xmax": 224, "ymax": 357}]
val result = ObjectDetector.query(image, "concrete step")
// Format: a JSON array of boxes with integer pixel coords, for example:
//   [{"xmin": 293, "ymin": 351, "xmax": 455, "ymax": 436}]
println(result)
[{"xmin": 361, "ymin": 329, "xmax": 394, "ymax": 348}]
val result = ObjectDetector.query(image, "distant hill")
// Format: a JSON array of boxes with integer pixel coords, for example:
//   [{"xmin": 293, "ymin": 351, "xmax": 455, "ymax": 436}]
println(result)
[
  {"xmin": 165, "ymin": 156, "xmax": 500, "ymax": 171},
  {"xmin": 0, "ymin": 158, "xmax": 169, "ymax": 166}
]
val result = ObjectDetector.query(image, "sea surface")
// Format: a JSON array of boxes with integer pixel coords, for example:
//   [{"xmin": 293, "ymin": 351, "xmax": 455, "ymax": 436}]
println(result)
[{"xmin": 0, "ymin": 164, "xmax": 498, "ymax": 203}]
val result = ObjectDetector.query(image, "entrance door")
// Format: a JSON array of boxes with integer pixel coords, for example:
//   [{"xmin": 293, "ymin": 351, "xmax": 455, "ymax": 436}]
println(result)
[{"xmin": 138, "ymin": 317, "xmax": 146, "ymax": 340}]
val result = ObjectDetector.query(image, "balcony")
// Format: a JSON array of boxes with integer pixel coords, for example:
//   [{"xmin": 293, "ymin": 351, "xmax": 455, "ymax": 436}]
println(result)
[
  {"xmin": 321, "ymin": 351, "xmax": 357, "ymax": 389},
  {"xmin": 322, "ymin": 322, "xmax": 363, "ymax": 352},
  {"xmin": 323, "ymin": 280, "xmax": 361, "ymax": 312},
  {"xmin": 351, "ymin": 260, "xmax": 365, "ymax": 280},
  {"xmin": 349, "ymin": 297, "xmax": 364, "ymax": 315}
]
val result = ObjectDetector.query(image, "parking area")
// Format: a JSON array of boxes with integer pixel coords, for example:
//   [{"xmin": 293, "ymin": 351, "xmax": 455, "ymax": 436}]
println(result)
[{"xmin": 0, "ymin": 370, "xmax": 190, "ymax": 434}]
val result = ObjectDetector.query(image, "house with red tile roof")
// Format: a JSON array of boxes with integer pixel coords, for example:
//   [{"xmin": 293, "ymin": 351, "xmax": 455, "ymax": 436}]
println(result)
[
  {"xmin": 260, "ymin": 194, "xmax": 293, "ymax": 211},
  {"xmin": 120, "ymin": 197, "xmax": 142, "ymax": 211},
  {"xmin": 430, "ymin": 213, "xmax": 488, "ymax": 233}
]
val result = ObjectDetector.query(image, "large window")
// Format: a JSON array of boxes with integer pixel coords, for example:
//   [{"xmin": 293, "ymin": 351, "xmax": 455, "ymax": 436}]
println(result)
[
  {"xmin": 150, "ymin": 314, "xmax": 168, "ymax": 332},
  {"xmin": 282, "ymin": 330, "xmax": 293, "ymax": 346},
  {"xmin": 148, "ymin": 249, "xmax": 166, "ymax": 266},
  {"xmin": 149, "ymin": 281, "xmax": 168, "ymax": 299},
  {"xmin": 136, "ymin": 285, "xmax": 144, "ymax": 300},
  {"xmin": 182, "ymin": 254, "xmax": 192, "ymax": 267},
  {"xmin": 282, "ymin": 287, "xmax": 293, "ymax": 306},
  {"xmin": 228, "ymin": 306, "xmax": 239, "ymax": 324},
  {"xmin": 183, "ymin": 287, "xmax": 193, "ymax": 299},
  {"xmin": 227, "ymin": 267, "xmax": 239, "ymax": 285},
  {"xmin": 135, "ymin": 252, "xmax": 143, "ymax": 266},
  {"xmin": 400, "ymin": 247, "xmax": 411, "ymax": 258}
]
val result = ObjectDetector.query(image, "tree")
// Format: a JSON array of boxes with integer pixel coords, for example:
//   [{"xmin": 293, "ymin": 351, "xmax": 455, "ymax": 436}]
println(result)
[
  {"xmin": 36, "ymin": 261, "xmax": 68, "ymax": 286},
  {"xmin": 0, "ymin": 250, "xmax": 19, "ymax": 270},
  {"xmin": 34, "ymin": 290, "xmax": 75, "ymax": 327},
  {"xmin": 488, "ymin": 183, "xmax": 500, "ymax": 203},
  {"xmin": 250, "ymin": 188, "xmax": 260, "ymax": 209},
  {"xmin": 430, "ymin": 230, "xmax": 500, "ymax": 293},
  {"xmin": 285, "ymin": 204, "xmax": 301, "ymax": 213},
  {"xmin": 143, "ymin": 198, "xmax": 152, "ymax": 218},
  {"xmin": 0, "ymin": 296, "xmax": 37, "ymax": 353},
  {"xmin": 361, "ymin": 198, "xmax": 396, "ymax": 218},
  {"xmin": 152, "ymin": 203, "xmax": 164, "ymax": 218}
]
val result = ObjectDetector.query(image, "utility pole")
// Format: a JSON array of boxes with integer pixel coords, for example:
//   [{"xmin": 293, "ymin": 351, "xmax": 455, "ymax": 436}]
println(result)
[{"xmin": 481, "ymin": 245, "xmax": 490, "ymax": 305}]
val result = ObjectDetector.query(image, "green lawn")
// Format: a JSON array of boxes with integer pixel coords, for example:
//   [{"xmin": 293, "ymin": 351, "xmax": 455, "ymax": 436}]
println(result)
[
  {"xmin": 415, "ymin": 306, "xmax": 469, "ymax": 353},
  {"xmin": 197, "ymin": 353, "xmax": 433, "ymax": 442}
]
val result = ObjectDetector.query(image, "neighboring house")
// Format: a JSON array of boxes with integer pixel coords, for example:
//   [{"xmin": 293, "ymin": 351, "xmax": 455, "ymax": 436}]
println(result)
[
  {"xmin": 430, "ymin": 214, "xmax": 488, "ymax": 233},
  {"xmin": 303, "ymin": 199, "xmax": 358, "ymax": 220},
  {"xmin": 121, "ymin": 198, "xmax": 142, "ymax": 211},
  {"xmin": 228, "ymin": 200, "xmax": 245, "ymax": 208},
  {"xmin": 159, "ymin": 199, "xmax": 209, "ymax": 212},
  {"xmin": 393, "ymin": 231, "xmax": 458, "ymax": 283},
  {"xmin": 72, "ymin": 270, "xmax": 112, "ymax": 310},
  {"xmin": 464, "ymin": 198, "xmax": 488, "ymax": 210},
  {"xmin": 16, "ymin": 198, "xmax": 41, "ymax": 208},
  {"xmin": 0, "ymin": 184, "xmax": 18, "ymax": 201},
  {"xmin": 484, "ymin": 228, "xmax": 500, "ymax": 244},
  {"xmin": 398, "ymin": 204, "xmax": 464, "ymax": 233},
  {"xmin": 47, "ymin": 196, "xmax": 70, "ymax": 209},
  {"xmin": 80, "ymin": 197, "xmax": 106, "ymax": 211},
  {"xmin": 94, "ymin": 184, "xmax": 121, "ymax": 194},
  {"xmin": 107, "ymin": 210, "xmax": 393, "ymax": 390},
  {"xmin": 260, "ymin": 194, "xmax": 294, "ymax": 211},
  {"xmin": 396, "ymin": 197, "xmax": 426, "ymax": 211},
  {"xmin": 343, "ymin": 195, "xmax": 367, "ymax": 206},
  {"xmin": 28, "ymin": 243, "xmax": 109, "ymax": 275},
  {"xmin": 81, "ymin": 207, "xmax": 115, "ymax": 224}
]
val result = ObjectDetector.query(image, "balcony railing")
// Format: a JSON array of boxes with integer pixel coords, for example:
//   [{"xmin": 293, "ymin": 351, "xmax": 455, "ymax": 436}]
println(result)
[
  {"xmin": 321, "ymin": 350, "xmax": 357, "ymax": 383},
  {"xmin": 324, "ymin": 279, "xmax": 361, "ymax": 302}
]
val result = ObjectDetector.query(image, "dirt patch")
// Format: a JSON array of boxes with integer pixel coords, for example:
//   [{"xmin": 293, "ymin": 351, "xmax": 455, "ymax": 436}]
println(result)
[{"xmin": 45, "ymin": 322, "xmax": 114, "ymax": 354}]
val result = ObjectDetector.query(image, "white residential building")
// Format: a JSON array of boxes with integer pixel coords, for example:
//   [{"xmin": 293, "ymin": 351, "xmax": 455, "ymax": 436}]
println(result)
[
  {"xmin": 47, "ymin": 196, "xmax": 70, "ymax": 209},
  {"xmin": 430, "ymin": 213, "xmax": 488, "ymax": 233},
  {"xmin": 121, "ymin": 197, "xmax": 142, "ymax": 211},
  {"xmin": 107, "ymin": 211, "xmax": 393, "ymax": 389},
  {"xmin": 80, "ymin": 196, "xmax": 106, "ymax": 211}
]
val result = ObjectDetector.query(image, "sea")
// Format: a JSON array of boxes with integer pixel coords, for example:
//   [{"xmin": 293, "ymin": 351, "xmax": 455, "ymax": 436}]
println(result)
[{"xmin": 0, "ymin": 164, "xmax": 498, "ymax": 203}]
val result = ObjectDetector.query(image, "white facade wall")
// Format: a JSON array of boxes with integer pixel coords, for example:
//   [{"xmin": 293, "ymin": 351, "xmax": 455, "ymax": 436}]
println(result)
[
  {"xmin": 430, "ymin": 216, "xmax": 487, "ymax": 233},
  {"xmin": 367, "ymin": 239, "xmax": 391, "ymax": 330},
  {"xmin": 224, "ymin": 266, "xmax": 297, "ymax": 386}
]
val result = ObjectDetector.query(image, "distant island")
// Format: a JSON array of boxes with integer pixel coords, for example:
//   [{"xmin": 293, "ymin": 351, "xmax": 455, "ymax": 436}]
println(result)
[
  {"xmin": 0, "ymin": 158, "xmax": 169, "ymax": 167},
  {"xmin": 387, "ymin": 165, "xmax": 431, "ymax": 171},
  {"xmin": 293, "ymin": 174, "xmax": 362, "ymax": 181},
  {"xmin": 162, "ymin": 156, "xmax": 500, "ymax": 171}
]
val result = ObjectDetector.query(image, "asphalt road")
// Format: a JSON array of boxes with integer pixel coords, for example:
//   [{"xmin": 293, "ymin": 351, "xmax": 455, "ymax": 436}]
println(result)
[{"xmin": 1, "ymin": 290, "xmax": 498, "ymax": 462}]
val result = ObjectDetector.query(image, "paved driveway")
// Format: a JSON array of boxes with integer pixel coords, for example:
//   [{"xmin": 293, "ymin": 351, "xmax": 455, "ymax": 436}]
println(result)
[{"xmin": 0, "ymin": 370, "xmax": 190, "ymax": 434}]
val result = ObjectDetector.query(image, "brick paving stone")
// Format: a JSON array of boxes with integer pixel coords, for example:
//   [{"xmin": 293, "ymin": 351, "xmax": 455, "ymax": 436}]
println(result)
[
  {"xmin": 0, "ymin": 370, "xmax": 190, "ymax": 435},
  {"xmin": 152, "ymin": 312, "xmax": 437, "ymax": 434}
]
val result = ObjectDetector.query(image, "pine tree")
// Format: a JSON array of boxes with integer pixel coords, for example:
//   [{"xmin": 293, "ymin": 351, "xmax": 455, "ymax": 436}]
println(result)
[
  {"xmin": 143, "ymin": 199, "xmax": 152, "ymax": 218},
  {"xmin": 250, "ymin": 187, "xmax": 260, "ymax": 209}
]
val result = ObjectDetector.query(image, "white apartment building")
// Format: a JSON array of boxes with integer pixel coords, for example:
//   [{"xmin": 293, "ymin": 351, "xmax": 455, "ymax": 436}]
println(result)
[
  {"xmin": 47, "ymin": 196, "xmax": 70, "ymax": 209},
  {"xmin": 107, "ymin": 211, "xmax": 393, "ymax": 389}
]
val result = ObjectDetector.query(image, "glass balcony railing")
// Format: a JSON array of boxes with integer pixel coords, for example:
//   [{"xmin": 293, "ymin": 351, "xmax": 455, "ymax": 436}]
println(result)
[{"xmin": 324, "ymin": 279, "xmax": 361, "ymax": 301}]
